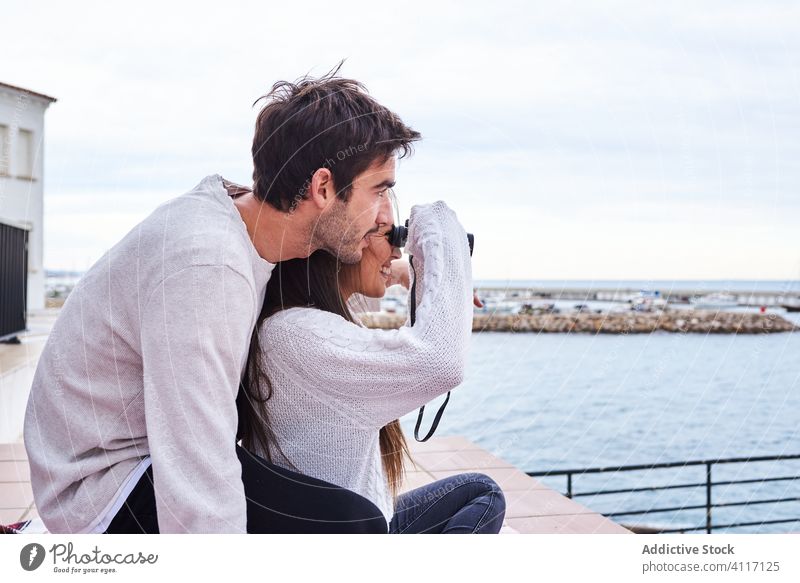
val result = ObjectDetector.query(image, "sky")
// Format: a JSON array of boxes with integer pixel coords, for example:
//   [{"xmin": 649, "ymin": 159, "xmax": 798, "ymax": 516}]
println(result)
[{"xmin": 2, "ymin": 0, "xmax": 799, "ymax": 280}]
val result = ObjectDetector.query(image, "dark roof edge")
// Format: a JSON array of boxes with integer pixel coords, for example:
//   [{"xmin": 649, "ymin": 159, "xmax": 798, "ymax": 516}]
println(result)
[{"xmin": 0, "ymin": 81, "xmax": 57, "ymax": 103}]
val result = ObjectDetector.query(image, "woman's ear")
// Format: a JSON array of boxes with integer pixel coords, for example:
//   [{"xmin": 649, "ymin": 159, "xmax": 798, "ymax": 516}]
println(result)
[{"xmin": 308, "ymin": 168, "xmax": 336, "ymax": 211}]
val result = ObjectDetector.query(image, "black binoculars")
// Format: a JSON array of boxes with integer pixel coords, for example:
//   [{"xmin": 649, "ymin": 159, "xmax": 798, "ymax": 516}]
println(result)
[{"xmin": 386, "ymin": 220, "xmax": 474, "ymax": 256}]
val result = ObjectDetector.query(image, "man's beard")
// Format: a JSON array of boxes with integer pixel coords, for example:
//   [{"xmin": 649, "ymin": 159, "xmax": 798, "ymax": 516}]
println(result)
[{"xmin": 312, "ymin": 202, "xmax": 365, "ymax": 265}]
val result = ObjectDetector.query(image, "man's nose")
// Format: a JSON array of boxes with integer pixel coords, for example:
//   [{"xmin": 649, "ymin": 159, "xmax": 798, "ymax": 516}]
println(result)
[{"xmin": 375, "ymin": 196, "xmax": 393, "ymax": 227}]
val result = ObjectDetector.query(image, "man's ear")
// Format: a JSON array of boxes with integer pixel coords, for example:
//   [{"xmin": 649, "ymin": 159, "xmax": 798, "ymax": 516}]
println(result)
[{"xmin": 308, "ymin": 168, "xmax": 336, "ymax": 211}]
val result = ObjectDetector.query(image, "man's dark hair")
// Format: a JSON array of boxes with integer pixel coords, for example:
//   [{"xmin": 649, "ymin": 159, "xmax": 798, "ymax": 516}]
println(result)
[{"xmin": 251, "ymin": 62, "xmax": 421, "ymax": 211}]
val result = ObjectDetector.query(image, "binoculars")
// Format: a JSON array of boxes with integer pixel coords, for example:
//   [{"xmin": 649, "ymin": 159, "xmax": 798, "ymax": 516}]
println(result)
[{"xmin": 386, "ymin": 220, "xmax": 474, "ymax": 256}]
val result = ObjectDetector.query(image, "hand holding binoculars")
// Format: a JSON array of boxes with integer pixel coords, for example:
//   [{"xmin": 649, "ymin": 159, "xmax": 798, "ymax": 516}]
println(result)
[{"xmin": 386, "ymin": 220, "xmax": 474, "ymax": 256}]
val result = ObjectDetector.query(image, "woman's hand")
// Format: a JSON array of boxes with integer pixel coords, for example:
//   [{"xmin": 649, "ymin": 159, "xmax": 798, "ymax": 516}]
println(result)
[{"xmin": 388, "ymin": 259, "xmax": 411, "ymax": 289}]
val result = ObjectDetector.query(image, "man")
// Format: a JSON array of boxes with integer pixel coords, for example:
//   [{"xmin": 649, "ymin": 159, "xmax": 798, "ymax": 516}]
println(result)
[{"xmin": 23, "ymin": 69, "xmax": 420, "ymax": 533}]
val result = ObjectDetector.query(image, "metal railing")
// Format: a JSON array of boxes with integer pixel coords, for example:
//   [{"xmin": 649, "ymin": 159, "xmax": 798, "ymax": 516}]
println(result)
[{"xmin": 528, "ymin": 454, "xmax": 800, "ymax": 533}]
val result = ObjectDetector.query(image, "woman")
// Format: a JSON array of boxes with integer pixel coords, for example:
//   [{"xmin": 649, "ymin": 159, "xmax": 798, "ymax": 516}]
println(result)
[{"xmin": 238, "ymin": 200, "xmax": 506, "ymax": 533}]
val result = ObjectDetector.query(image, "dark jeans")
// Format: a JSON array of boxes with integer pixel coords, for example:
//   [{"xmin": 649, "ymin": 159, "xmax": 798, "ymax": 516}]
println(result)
[
  {"xmin": 389, "ymin": 472, "xmax": 506, "ymax": 534},
  {"xmin": 104, "ymin": 445, "xmax": 387, "ymax": 533}
]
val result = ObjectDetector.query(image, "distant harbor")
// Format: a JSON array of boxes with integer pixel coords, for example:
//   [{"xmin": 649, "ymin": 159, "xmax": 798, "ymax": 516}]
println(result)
[
  {"xmin": 362, "ymin": 310, "xmax": 798, "ymax": 334},
  {"xmin": 472, "ymin": 280, "xmax": 800, "ymax": 310},
  {"xmin": 372, "ymin": 279, "xmax": 800, "ymax": 334}
]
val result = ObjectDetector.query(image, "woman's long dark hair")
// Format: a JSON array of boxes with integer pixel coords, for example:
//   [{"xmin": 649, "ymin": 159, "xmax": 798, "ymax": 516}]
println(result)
[{"xmin": 236, "ymin": 250, "xmax": 412, "ymax": 501}]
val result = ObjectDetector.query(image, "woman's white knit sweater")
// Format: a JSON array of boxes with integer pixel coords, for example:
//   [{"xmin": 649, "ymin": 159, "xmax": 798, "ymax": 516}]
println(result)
[{"xmin": 251, "ymin": 201, "xmax": 473, "ymax": 526}]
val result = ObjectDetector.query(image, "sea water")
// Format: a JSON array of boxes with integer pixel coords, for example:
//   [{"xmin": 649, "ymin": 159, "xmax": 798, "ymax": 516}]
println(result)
[{"xmin": 400, "ymin": 311, "xmax": 800, "ymax": 533}]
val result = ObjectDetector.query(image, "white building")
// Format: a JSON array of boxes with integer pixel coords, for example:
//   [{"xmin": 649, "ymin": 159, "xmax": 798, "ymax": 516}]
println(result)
[{"xmin": 0, "ymin": 82, "xmax": 56, "ymax": 335}]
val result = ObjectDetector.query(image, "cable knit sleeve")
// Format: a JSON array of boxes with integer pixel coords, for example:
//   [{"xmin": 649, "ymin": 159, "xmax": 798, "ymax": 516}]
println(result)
[{"xmin": 260, "ymin": 201, "xmax": 473, "ymax": 429}]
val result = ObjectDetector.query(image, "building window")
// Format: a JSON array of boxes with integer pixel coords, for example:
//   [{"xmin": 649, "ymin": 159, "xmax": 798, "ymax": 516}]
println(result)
[
  {"xmin": 16, "ymin": 129, "xmax": 34, "ymax": 179},
  {"xmin": 0, "ymin": 125, "xmax": 9, "ymax": 176}
]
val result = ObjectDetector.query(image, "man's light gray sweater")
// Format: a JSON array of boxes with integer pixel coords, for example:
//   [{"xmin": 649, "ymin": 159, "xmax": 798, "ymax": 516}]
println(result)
[{"xmin": 23, "ymin": 175, "xmax": 274, "ymax": 533}]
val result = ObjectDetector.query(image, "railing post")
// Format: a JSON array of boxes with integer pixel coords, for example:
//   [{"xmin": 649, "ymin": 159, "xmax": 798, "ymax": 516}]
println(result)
[
  {"xmin": 567, "ymin": 473, "xmax": 573, "ymax": 498},
  {"xmin": 706, "ymin": 462, "xmax": 713, "ymax": 534}
]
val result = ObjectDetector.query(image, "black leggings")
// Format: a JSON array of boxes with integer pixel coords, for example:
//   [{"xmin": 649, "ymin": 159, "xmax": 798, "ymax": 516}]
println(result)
[{"xmin": 104, "ymin": 445, "xmax": 388, "ymax": 533}]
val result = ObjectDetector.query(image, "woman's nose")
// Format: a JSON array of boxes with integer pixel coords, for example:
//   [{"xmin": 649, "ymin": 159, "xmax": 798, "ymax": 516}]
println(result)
[{"xmin": 390, "ymin": 246, "xmax": 402, "ymax": 260}]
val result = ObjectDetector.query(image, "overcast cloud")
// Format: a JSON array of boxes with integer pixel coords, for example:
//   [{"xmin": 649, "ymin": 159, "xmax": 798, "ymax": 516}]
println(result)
[{"xmin": 2, "ymin": 0, "xmax": 798, "ymax": 279}]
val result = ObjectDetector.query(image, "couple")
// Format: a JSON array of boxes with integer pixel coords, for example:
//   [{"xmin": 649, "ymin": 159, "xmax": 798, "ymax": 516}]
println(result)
[{"xmin": 21, "ymin": 69, "xmax": 506, "ymax": 534}]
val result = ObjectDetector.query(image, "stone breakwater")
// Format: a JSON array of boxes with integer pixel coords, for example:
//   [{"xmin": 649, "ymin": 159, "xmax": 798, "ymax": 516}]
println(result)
[{"xmin": 360, "ymin": 310, "xmax": 798, "ymax": 334}]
